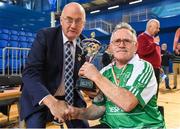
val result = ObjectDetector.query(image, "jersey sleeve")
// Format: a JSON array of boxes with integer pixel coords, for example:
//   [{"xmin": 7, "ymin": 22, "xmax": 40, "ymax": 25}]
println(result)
[{"xmin": 125, "ymin": 62, "xmax": 157, "ymax": 107}]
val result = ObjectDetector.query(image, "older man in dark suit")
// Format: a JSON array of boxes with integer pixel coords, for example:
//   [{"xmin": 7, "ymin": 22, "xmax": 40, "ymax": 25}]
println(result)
[{"xmin": 20, "ymin": 2, "xmax": 89, "ymax": 128}]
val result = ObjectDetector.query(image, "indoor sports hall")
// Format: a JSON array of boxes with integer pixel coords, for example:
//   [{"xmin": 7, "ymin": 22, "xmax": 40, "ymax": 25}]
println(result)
[{"xmin": 0, "ymin": 0, "xmax": 180, "ymax": 128}]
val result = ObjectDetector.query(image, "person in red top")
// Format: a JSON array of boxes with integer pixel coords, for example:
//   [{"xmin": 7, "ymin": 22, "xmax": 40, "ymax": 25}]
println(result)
[
  {"xmin": 173, "ymin": 28, "xmax": 180, "ymax": 50},
  {"xmin": 137, "ymin": 19, "xmax": 161, "ymax": 97}
]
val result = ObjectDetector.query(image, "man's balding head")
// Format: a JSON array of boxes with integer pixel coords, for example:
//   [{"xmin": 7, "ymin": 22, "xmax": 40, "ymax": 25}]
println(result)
[
  {"xmin": 61, "ymin": 2, "xmax": 86, "ymax": 22},
  {"xmin": 146, "ymin": 19, "xmax": 160, "ymax": 36},
  {"xmin": 60, "ymin": 2, "xmax": 86, "ymax": 41}
]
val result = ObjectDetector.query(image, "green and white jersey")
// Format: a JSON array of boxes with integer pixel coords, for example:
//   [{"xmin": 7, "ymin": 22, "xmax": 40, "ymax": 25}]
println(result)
[{"xmin": 93, "ymin": 54, "xmax": 165, "ymax": 128}]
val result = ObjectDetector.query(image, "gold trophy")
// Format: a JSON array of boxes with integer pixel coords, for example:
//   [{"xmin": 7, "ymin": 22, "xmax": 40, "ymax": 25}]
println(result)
[{"xmin": 76, "ymin": 32, "xmax": 101, "ymax": 91}]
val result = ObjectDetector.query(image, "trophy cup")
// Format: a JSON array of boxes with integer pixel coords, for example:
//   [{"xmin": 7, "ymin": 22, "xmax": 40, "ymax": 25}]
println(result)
[{"xmin": 76, "ymin": 33, "xmax": 101, "ymax": 91}]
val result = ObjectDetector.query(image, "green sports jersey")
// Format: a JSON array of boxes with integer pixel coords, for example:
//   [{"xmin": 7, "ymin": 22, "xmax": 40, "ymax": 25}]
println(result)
[{"xmin": 93, "ymin": 54, "xmax": 165, "ymax": 128}]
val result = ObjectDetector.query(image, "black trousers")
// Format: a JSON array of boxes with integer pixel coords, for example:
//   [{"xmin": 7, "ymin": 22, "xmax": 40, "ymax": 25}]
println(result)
[
  {"xmin": 153, "ymin": 68, "xmax": 164, "ymax": 117},
  {"xmin": 0, "ymin": 105, "xmax": 8, "ymax": 115},
  {"xmin": 153, "ymin": 68, "xmax": 160, "ymax": 98}
]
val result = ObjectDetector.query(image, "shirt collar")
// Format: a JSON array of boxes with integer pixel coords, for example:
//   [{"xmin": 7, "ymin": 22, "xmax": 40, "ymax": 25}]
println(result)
[
  {"xmin": 128, "ymin": 54, "xmax": 140, "ymax": 64},
  {"xmin": 144, "ymin": 31, "xmax": 153, "ymax": 38},
  {"xmin": 62, "ymin": 31, "xmax": 76, "ymax": 47}
]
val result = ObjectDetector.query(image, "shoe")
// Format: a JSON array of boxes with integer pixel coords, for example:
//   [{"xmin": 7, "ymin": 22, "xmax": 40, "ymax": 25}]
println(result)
[
  {"xmin": 173, "ymin": 86, "xmax": 177, "ymax": 89},
  {"xmin": 166, "ymin": 87, "xmax": 171, "ymax": 89}
]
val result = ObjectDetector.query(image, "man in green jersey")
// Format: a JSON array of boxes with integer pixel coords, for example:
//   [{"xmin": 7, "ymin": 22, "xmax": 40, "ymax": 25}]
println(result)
[{"xmin": 65, "ymin": 22, "xmax": 165, "ymax": 128}]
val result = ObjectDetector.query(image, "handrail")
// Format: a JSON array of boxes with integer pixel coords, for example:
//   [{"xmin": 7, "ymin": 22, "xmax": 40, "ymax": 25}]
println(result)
[
  {"xmin": 85, "ymin": 19, "xmax": 113, "ymax": 33},
  {"xmin": 2, "ymin": 47, "xmax": 30, "ymax": 75}
]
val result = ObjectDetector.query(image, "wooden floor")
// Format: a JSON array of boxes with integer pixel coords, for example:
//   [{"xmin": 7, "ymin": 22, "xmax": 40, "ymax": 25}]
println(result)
[
  {"xmin": 0, "ymin": 74, "xmax": 179, "ymax": 128},
  {"xmin": 158, "ymin": 74, "xmax": 180, "ymax": 128}
]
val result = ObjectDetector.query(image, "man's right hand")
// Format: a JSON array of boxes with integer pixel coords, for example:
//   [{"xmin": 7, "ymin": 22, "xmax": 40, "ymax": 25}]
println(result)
[
  {"xmin": 154, "ymin": 36, "xmax": 160, "ymax": 44},
  {"xmin": 65, "ymin": 105, "xmax": 82, "ymax": 120},
  {"xmin": 42, "ymin": 95, "xmax": 68, "ymax": 122}
]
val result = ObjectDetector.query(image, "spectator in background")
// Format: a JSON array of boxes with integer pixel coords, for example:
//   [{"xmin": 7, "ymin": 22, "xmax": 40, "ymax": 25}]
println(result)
[
  {"xmin": 102, "ymin": 45, "xmax": 113, "ymax": 67},
  {"xmin": 137, "ymin": 19, "xmax": 161, "ymax": 97},
  {"xmin": 161, "ymin": 43, "xmax": 172, "ymax": 89},
  {"xmin": 172, "ymin": 43, "xmax": 180, "ymax": 89},
  {"xmin": 173, "ymin": 28, "xmax": 180, "ymax": 51}
]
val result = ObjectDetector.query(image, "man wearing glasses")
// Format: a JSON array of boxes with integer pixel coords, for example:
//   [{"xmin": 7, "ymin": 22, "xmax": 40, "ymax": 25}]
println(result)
[
  {"xmin": 64, "ymin": 22, "xmax": 165, "ymax": 128},
  {"xmin": 20, "ymin": 2, "xmax": 89, "ymax": 128}
]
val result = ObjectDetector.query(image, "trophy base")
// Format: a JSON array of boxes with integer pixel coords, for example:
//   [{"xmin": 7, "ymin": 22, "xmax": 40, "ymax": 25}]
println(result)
[{"xmin": 76, "ymin": 77, "xmax": 96, "ymax": 92}]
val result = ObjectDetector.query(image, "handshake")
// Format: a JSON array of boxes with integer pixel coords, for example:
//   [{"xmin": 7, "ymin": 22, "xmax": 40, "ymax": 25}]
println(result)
[
  {"xmin": 44, "ymin": 61, "xmax": 101, "ymax": 123},
  {"xmin": 43, "ymin": 95, "xmax": 83, "ymax": 123}
]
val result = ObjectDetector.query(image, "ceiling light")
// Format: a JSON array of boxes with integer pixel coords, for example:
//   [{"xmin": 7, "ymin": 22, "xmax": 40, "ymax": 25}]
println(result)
[
  {"xmin": 90, "ymin": 10, "xmax": 100, "ymax": 14},
  {"xmin": 108, "ymin": 5, "xmax": 119, "ymax": 10},
  {"xmin": 129, "ymin": 0, "xmax": 142, "ymax": 5},
  {"xmin": 0, "ymin": 2, "xmax": 4, "ymax": 7}
]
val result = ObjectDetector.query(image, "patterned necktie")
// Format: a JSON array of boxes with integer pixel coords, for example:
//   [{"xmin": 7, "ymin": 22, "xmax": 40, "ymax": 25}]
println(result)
[{"xmin": 64, "ymin": 41, "xmax": 74, "ymax": 105}]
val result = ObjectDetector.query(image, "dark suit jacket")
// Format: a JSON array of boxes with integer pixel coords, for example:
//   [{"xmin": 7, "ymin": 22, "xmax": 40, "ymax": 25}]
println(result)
[{"xmin": 20, "ymin": 26, "xmax": 86, "ymax": 120}]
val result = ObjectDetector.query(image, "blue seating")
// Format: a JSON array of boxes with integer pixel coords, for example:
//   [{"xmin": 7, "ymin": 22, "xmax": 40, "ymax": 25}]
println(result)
[
  {"xmin": 10, "ymin": 35, "xmax": 19, "ymax": 41},
  {"xmin": 9, "ymin": 58, "xmax": 21, "ymax": 71},
  {"xmin": 10, "ymin": 30, "xmax": 19, "ymax": 35},
  {"xmin": 26, "ymin": 32, "xmax": 33, "ymax": 37},
  {"xmin": 7, "ymin": 41, "xmax": 20, "ymax": 58},
  {"xmin": 19, "ymin": 31, "xmax": 26, "ymax": 36},
  {"xmin": 1, "ymin": 29, "xmax": 9, "ymax": 34},
  {"xmin": 0, "ymin": 58, "xmax": 3, "ymax": 71},
  {"xmin": 21, "ymin": 50, "xmax": 29, "ymax": 59},
  {"xmin": 32, "ymin": 33, "xmax": 36, "ymax": 38},
  {"xmin": 0, "ymin": 28, "xmax": 35, "ymax": 73},
  {"xmin": 9, "ymin": 49, "xmax": 20, "ymax": 59},
  {"xmin": 0, "ymin": 59, "xmax": 7, "ymax": 72},
  {"xmin": 0, "ymin": 33, "xmax": 9, "ymax": 40},
  {"xmin": 0, "ymin": 48, "xmax": 8, "ymax": 58},
  {"xmin": 19, "ymin": 42, "xmax": 29, "ymax": 48},
  {"xmin": 9, "ymin": 41, "xmax": 19, "ymax": 47},
  {"xmin": 0, "ymin": 40, "xmax": 8, "ymax": 47},
  {"xmin": 0, "ymin": 40, "xmax": 8, "ymax": 58},
  {"xmin": 0, "ymin": 48, "xmax": 3, "ymax": 57},
  {"xmin": 28, "ymin": 42, "xmax": 33, "ymax": 48},
  {"xmin": 27, "ymin": 37, "xmax": 34, "ymax": 43},
  {"xmin": 19, "ymin": 36, "xmax": 27, "ymax": 42}
]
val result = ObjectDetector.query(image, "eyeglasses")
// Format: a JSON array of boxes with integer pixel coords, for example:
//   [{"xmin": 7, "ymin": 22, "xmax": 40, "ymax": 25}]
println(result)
[
  {"xmin": 111, "ymin": 38, "xmax": 135, "ymax": 46},
  {"xmin": 62, "ymin": 16, "xmax": 84, "ymax": 26}
]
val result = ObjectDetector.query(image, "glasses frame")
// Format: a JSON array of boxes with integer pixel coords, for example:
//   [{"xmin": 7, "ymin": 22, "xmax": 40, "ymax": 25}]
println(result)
[
  {"xmin": 111, "ymin": 38, "xmax": 135, "ymax": 46},
  {"xmin": 62, "ymin": 16, "xmax": 84, "ymax": 26}
]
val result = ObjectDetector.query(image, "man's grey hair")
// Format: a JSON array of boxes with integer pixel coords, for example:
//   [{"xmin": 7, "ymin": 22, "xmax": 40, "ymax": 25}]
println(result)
[
  {"xmin": 110, "ymin": 22, "xmax": 137, "ymax": 43},
  {"xmin": 146, "ymin": 19, "xmax": 160, "ymax": 30}
]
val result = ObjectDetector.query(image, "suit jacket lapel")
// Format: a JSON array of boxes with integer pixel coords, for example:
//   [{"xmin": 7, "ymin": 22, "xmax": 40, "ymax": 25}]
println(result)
[
  {"xmin": 56, "ymin": 27, "xmax": 64, "ymax": 72},
  {"xmin": 74, "ymin": 45, "xmax": 82, "ymax": 71}
]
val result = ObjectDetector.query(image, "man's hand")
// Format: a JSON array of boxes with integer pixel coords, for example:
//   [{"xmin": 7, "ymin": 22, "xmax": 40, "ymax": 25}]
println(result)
[
  {"xmin": 65, "ymin": 105, "xmax": 82, "ymax": 120},
  {"xmin": 65, "ymin": 104, "xmax": 105, "ymax": 120},
  {"xmin": 154, "ymin": 36, "xmax": 160, "ymax": 44},
  {"xmin": 175, "ymin": 48, "xmax": 180, "ymax": 55},
  {"xmin": 79, "ymin": 62, "xmax": 102, "ymax": 82},
  {"xmin": 42, "ymin": 95, "xmax": 68, "ymax": 122}
]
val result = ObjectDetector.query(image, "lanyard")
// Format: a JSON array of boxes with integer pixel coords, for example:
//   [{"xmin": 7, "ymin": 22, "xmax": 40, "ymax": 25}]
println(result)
[{"xmin": 111, "ymin": 63, "xmax": 127, "ymax": 86}]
